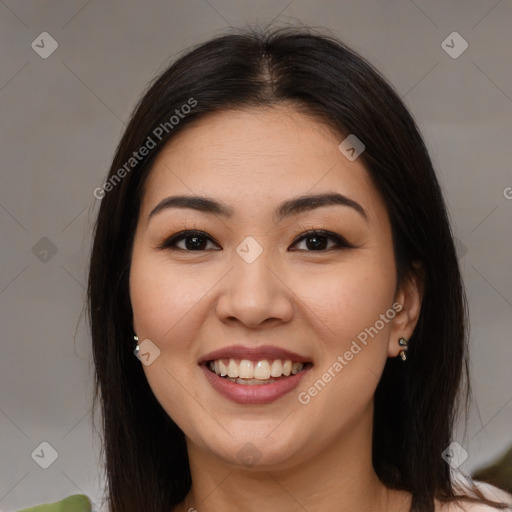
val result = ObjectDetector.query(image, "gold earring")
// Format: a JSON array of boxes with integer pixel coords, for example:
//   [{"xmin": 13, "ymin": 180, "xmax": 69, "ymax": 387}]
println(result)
[{"xmin": 398, "ymin": 337, "xmax": 408, "ymax": 361}]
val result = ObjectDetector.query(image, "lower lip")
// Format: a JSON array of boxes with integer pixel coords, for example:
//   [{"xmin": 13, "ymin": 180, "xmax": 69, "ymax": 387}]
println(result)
[{"xmin": 200, "ymin": 364, "xmax": 311, "ymax": 404}]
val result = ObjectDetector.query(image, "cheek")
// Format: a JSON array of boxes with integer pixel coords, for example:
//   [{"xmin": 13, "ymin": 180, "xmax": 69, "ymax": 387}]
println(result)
[
  {"xmin": 299, "ymin": 256, "xmax": 396, "ymax": 349},
  {"xmin": 130, "ymin": 254, "xmax": 211, "ymax": 342},
  {"xmin": 296, "ymin": 251, "xmax": 396, "ymax": 409},
  {"xmin": 294, "ymin": 265, "xmax": 395, "ymax": 424},
  {"xmin": 129, "ymin": 253, "xmax": 208, "ymax": 432}
]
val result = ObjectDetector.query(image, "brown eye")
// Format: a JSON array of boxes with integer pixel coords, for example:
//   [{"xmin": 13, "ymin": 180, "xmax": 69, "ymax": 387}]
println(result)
[
  {"xmin": 159, "ymin": 230, "xmax": 219, "ymax": 251},
  {"xmin": 158, "ymin": 229, "xmax": 353, "ymax": 252},
  {"xmin": 290, "ymin": 230, "xmax": 353, "ymax": 252}
]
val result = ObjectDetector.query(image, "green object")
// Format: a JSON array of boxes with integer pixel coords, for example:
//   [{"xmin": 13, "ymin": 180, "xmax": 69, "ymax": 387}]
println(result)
[
  {"xmin": 472, "ymin": 444, "xmax": 512, "ymax": 494},
  {"xmin": 17, "ymin": 494, "xmax": 91, "ymax": 512}
]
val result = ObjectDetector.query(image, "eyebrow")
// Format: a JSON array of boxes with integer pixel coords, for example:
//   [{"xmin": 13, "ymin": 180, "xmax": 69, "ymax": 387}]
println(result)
[{"xmin": 148, "ymin": 192, "xmax": 368, "ymax": 225}]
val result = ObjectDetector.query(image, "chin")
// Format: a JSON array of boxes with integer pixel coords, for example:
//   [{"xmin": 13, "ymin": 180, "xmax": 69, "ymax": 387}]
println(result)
[{"xmin": 189, "ymin": 423, "xmax": 311, "ymax": 471}]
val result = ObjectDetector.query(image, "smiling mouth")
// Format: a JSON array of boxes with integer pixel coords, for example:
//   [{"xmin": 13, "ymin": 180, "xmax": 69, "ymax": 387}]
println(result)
[{"xmin": 206, "ymin": 358, "xmax": 312, "ymax": 385}]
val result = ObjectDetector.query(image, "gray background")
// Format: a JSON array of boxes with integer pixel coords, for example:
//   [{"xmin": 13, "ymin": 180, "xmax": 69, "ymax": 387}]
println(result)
[{"xmin": 1, "ymin": 1, "xmax": 511, "ymax": 511}]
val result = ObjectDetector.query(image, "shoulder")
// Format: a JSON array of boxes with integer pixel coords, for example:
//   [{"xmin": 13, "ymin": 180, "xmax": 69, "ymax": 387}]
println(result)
[{"xmin": 436, "ymin": 479, "xmax": 512, "ymax": 512}]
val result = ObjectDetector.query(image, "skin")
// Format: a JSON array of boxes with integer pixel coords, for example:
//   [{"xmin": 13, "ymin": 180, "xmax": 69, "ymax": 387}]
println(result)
[{"xmin": 129, "ymin": 106, "xmax": 423, "ymax": 512}]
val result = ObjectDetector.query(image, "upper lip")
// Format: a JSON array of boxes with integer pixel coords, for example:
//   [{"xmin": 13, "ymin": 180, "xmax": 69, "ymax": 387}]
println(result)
[{"xmin": 198, "ymin": 345, "xmax": 311, "ymax": 364}]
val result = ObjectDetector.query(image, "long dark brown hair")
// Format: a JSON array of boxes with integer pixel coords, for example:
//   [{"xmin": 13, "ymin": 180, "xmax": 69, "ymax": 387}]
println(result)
[{"xmin": 87, "ymin": 25, "xmax": 510, "ymax": 512}]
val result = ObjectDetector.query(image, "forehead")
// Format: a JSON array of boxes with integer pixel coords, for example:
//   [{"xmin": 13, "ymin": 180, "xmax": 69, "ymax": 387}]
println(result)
[{"xmin": 141, "ymin": 106, "xmax": 384, "ymax": 221}]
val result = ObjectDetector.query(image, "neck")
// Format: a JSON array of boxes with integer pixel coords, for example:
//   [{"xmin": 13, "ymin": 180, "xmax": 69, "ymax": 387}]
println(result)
[{"xmin": 175, "ymin": 403, "xmax": 411, "ymax": 512}]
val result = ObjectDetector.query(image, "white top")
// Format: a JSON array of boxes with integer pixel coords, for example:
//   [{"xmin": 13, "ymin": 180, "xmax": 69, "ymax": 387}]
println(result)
[{"xmin": 437, "ymin": 480, "xmax": 512, "ymax": 511}]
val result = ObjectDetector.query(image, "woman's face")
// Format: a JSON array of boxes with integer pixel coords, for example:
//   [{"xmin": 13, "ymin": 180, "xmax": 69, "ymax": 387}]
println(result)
[{"xmin": 129, "ymin": 106, "xmax": 418, "ymax": 470}]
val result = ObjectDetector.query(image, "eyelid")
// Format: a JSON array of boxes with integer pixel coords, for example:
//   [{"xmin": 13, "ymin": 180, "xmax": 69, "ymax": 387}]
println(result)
[
  {"xmin": 157, "ymin": 228, "xmax": 355, "ymax": 251},
  {"xmin": 290, "ymin": 228, "xmax": 354, "ymax": 250},
  {"xmin": 156, "ymin": 229, "xmax": 220, "ymax": 250}
]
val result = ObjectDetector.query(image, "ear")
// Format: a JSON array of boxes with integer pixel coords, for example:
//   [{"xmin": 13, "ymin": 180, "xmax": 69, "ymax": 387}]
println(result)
[{"xmin": 387, "ymin": 263, "xmax": 424, "ymax": 358}]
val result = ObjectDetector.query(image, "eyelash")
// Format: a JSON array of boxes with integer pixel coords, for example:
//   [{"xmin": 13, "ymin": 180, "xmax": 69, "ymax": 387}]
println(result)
[{"xmin": 157, "ymin": 228, "xmax": 354, "ymax": 252}]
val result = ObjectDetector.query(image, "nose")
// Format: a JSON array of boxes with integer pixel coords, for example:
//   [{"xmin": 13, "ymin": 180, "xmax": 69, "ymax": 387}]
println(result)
[{"xmin": 215, "ymin": 248, "xmax": 294, "ymax": 329}]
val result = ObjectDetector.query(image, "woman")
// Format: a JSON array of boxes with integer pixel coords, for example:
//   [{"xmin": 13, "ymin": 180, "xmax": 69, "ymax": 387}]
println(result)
[{"xmin": 82, "ymin": 26, "xmax": 512, "ymax": 512}]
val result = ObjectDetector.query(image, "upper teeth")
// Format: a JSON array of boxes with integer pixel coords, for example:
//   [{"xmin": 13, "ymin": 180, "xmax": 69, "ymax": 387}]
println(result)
[{"xmin": 208, "ymin": 359, "xmax": 304, "ymax": 380}]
